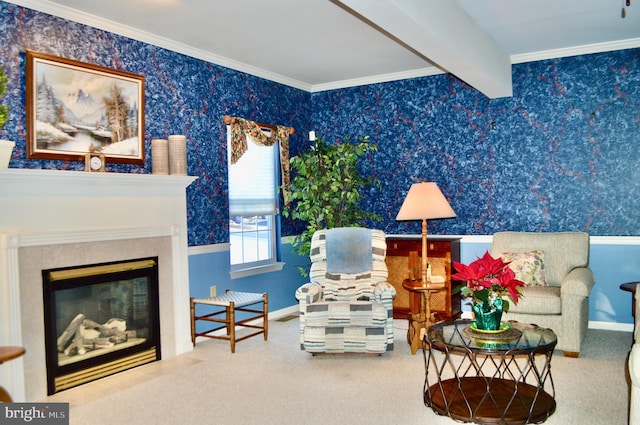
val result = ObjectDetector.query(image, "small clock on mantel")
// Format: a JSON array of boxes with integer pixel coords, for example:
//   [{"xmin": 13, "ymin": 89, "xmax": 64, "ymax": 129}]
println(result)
[{"xmin": 85, "ymin": 153, "xmax": 105, "ymax": 172}]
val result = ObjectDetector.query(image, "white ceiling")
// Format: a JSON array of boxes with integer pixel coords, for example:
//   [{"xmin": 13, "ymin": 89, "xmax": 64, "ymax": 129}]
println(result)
[{"xmin": 9, "ymin": 0, "xmax": 640, "ymax": 96}]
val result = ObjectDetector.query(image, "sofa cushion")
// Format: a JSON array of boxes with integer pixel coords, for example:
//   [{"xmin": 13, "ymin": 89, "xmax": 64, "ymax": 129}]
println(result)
[
  {"xmin": 500, "ymin": 250, "xmax": 548, "ymax": 287},
  {"xmin": 304, "ymin": 301, "xmax": 388, "ymax": 327},
  {"xmin": 507, "ymin": 286, "xmax": 561, "ymax": 314}
]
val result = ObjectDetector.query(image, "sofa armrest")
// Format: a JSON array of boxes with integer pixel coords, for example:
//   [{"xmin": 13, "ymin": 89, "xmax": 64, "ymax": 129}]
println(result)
[
  {"xmin": 373, "ymin": 281, "xmax": 396, "ymax": 303},
  {"xmin": 560, "ymin": 267, "xmax": 595, "ymax": 297},
  {"xmin": 635, "ymin": 290, "xmax": 640, "ymax": 342},
  {"xmin": 631, "ymin": 344, "xmax": 640, "ymax": 425},
  {"xmin": 295, "ymin": 282, "xmax": 323, "ymax": 305}
]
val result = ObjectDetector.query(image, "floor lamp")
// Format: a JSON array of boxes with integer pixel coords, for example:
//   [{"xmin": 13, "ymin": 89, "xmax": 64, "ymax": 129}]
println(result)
[{"xmin": 396, "ymin": 182, "xmax": 456, "ymax": 337}]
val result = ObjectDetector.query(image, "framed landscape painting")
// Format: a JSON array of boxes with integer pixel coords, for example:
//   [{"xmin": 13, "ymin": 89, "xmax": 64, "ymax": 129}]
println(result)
[{"xmin": 26, "ymin": 50, "xmax": 145, "ymax": 165}]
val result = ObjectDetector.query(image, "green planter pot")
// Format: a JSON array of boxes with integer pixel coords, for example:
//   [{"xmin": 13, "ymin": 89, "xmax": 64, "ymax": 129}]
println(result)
[{"xmin": 472, "ymin": 298, "xmax": 504, "ymax": 331}]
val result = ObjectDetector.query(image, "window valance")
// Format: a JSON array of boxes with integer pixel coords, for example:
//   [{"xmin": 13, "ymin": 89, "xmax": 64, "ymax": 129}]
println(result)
[{"xmin": 223, "ymin": 115, "xmax": 294, "ymax": 205}]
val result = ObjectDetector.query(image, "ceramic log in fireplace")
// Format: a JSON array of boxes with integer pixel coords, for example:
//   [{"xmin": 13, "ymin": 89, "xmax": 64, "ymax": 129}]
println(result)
[{"xmin": 42, "ymin": 257, "xmax": 161, "ymax": 395}]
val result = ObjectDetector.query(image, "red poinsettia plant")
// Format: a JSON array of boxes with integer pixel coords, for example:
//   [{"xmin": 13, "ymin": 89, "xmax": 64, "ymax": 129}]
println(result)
[{"xmin": 452, "ymin": 251, "xmax": 525, "ymax": 312}]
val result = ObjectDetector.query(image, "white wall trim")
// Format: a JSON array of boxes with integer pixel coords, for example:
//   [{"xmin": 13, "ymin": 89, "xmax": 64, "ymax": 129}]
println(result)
[
  {"xmin": 457, "ymin": 235, "xmax": 494, "ymax": 244},
  {"xmin": 188, "ymin": 243, "xmax": 229, "ymax": 256},
  {"xmin": 187, "ymin": 234, "xmax": 640, "ymax": 255},
  {"xmin": 310, "ymin": 67, "xmax": 444, "ymax": 93},
  {"xmin": 590, "ymin": 236, "xmax": 640, "ymax": 245},
  {"xmin": 428, "ymin": 234, "xmax": 640, "ymax": 246},
  {"xmin": 188, "ymin": 236, "xmax": 295, "ymax": 256},
  {"xmin": 511, "ymin": 38, "xmax": 640, "ymax": 65},
  {"xmin": 589, "ymin": 320, "xmax": 633, "ymax": 333}
]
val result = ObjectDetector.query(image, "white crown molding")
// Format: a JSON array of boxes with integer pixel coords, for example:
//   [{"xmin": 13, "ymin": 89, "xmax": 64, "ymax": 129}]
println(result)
[
  {"xmin": 5, "ymin": 0, "xmax": 313, "ymax": 92},
  {"xmin": 315, "ymin": 37, "xmax": 640, "ymax": 92},
  {"xmin": 6, "ymin": 1, "xmax": 640, "ymax": 94},
  {"xmin": 310, "ymin": 66, "xmax": 445, "ymax": 93},
  {"xmin": 511, "ymin": 38, "xmax": 640, "ymax": 65}
]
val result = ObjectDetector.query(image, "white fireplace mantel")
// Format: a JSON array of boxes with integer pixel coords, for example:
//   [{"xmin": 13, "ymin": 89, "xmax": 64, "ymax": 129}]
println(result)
[
  {"xmin": 0, "ymin": 168, "xmax": 197, "ymax": 401},
  {"xmin": 0, "ymin": 167, "xmax": 196, "ymax": 189},
  {"xmin": 0, "ymin": 168, "xmax": 197, "ymax": 239},
  {"xmin": 0, "ymin": 167, "xmax": 197, "ymax": 188}
]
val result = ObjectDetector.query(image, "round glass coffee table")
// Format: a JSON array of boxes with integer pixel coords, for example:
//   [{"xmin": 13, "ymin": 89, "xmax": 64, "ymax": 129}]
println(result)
[{"xmin": 423, "ymin": 320, "xmax": 557, "ymax": 425}]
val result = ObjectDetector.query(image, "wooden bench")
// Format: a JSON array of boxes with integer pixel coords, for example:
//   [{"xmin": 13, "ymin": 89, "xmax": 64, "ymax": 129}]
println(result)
[{"xmin": 190, "ymin": 291, "xmax": 268, "ymax": 353}]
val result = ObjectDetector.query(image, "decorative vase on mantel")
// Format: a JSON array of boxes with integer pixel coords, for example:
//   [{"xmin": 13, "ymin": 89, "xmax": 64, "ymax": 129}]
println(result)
[
  {"xmin": 0, "ymin": 139, "xmax": 15, "ymax": 168},
  {"xmin": 472, "ymin": 297, "xmax": 504, "ymax": 331}
]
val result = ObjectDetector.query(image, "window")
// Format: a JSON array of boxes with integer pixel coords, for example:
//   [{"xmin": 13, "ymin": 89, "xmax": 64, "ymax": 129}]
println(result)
[{"xmin": 227, "ymin": 127, "xmax": 282, "ymax": 277}]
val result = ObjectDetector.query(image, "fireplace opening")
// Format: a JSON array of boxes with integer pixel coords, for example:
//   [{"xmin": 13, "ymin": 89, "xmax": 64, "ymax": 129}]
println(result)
[{"xmin": 42, "ymin": 257, "xmax": 161, "ymax": 395}]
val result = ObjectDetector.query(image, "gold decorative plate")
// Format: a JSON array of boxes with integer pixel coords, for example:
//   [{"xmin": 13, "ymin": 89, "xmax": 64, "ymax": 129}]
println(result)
[{"xmin": 470, "ymin": 322, "xmax": 511, "ymax": 334}]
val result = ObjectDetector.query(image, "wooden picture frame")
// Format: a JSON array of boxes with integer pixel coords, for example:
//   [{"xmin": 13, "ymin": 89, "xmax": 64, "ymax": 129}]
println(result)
[{"xmin": 26, "ymin": 50, "xmax": 145, "ymax": 165}]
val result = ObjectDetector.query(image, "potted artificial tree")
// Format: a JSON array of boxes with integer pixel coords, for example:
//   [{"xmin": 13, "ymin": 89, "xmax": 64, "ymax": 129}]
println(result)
[
  {"xmin": 283, "ymin": 135, "xmax": 381, "ymax": 273},
  {"xmin": 0, "ymin": 66, "xmax": 14, "ymax": 168}
]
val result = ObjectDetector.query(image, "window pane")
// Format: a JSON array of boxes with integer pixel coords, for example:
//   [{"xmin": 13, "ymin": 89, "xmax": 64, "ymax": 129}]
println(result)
[{"xmin": 229, "ymin": 215, "xmax": 275, "ymax": 266}]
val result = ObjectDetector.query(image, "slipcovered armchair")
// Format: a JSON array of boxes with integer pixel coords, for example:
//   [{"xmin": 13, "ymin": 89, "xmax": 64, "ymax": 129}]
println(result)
[
  {"xmin": 490, "ymin": 231, "xmax": 595, "ymax": 357},
  {"xmin": 295, "ymin": 228, "xmax": 396, "ymax": 354}
]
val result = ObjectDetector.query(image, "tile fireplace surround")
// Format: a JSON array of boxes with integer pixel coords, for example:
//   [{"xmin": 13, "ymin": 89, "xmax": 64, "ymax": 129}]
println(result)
[{"xmin": 0, "ymin": 169, "xmax": 197, "ymax": 401}]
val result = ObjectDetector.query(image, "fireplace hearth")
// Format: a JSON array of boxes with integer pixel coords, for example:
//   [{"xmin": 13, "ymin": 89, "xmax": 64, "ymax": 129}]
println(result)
[{"xmin": 43, "ymin": 257, "xmax": 161, "ymax": 394}]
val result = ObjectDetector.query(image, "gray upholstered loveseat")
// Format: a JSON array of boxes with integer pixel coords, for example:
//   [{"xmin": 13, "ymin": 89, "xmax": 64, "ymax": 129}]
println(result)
[{"xmin": 490, "ymin": 231, "xmax": 595, "ymax": 357}]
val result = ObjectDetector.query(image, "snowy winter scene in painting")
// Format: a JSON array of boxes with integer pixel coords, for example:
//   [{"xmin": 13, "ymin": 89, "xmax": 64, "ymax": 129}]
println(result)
[{"xmin": 29, "ymin": 53, "xmax": 143, "ymax": 162}]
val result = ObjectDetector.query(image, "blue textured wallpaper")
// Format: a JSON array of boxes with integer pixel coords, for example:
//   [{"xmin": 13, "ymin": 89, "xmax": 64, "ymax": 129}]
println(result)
[
  {"xmin": 1, "ymin": 2, "xmax": 638, "ymax": 246},
  {"xmin": 0, "ymin": 2, "xmax": 310, "ymax": 246},
  {"xmin": 311, "ymin": 50, "xmax": 640, "ymax": 237}
]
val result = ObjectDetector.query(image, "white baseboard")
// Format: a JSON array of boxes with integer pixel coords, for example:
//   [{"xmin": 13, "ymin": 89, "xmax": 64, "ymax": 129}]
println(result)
[
  {"xmin": 270, "ymin": 305, "xmax": 299, "ymax": 320},
  {"xmin": 589, "ymin": 320, "xmax": 633, "ymax": 333}
]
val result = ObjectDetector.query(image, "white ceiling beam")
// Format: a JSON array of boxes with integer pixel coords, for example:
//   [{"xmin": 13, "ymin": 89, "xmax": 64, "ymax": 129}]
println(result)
[{"xmin": 337, "ymin": 0, "xmax": 513, "ymax": 98}]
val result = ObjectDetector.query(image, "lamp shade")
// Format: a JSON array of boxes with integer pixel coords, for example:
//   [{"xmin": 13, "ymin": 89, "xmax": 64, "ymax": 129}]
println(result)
[{"xmin": 396, "ymin": 182, "xmax": 456, "ymax": 220}]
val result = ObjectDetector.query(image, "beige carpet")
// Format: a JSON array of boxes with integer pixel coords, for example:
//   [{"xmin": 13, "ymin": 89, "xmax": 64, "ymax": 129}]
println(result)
[{"xmin": 44, "ymin": 317, "xmax": 632, "ymax": 425}]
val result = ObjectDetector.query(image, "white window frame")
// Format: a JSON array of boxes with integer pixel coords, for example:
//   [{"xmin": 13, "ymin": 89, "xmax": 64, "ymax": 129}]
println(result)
[{"xmin": 227, "ymin": 126, "xmax": 284, "ymax": 279}]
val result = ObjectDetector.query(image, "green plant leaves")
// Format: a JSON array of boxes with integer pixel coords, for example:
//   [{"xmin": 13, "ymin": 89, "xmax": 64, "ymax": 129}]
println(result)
[
  {"xmin": 283, "ymin": 135, "xmax": 381, "ymax": 267},
  {"xmin": 0, "ymin": 67, "xmax": 8, "ymax": 129}
]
